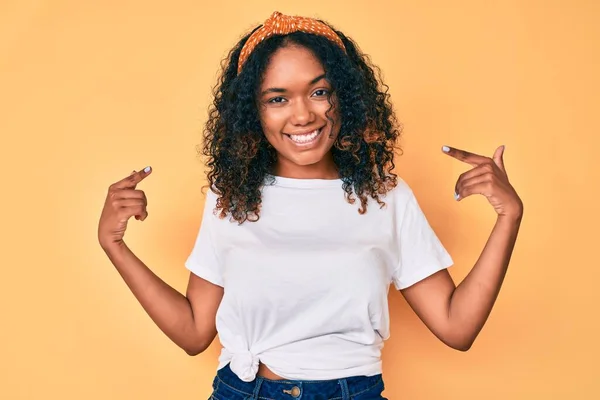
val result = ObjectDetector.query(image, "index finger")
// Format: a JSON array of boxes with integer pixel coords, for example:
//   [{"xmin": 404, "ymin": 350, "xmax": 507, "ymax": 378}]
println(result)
[
  {"xmin": 112, "ymin": 166, "xmax": 152, "ymax": 190},
  {"xmin": 442, "ymin": 146, "xmax": 488, "ymax": 166}
]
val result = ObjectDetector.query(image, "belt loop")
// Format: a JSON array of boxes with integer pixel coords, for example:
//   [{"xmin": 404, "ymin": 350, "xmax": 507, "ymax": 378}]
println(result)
[
  {"xmin": 339, "ymin": 378, "xmax": 350, "ymax": 400},
  {"xmin": 251, "ymin": 376, "xmax": 264, "ymax": 399}
]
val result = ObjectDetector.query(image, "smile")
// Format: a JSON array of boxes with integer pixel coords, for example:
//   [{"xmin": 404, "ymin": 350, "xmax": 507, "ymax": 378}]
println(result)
[{"xmin": 284, "ymin": 127, "xmax": 324, "ymax": 145}]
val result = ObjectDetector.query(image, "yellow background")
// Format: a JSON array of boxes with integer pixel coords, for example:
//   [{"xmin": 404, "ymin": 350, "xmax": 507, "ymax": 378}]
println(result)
[{"xmin": 1, "ymin": 1, "xmax": 598, "ymax": 398}]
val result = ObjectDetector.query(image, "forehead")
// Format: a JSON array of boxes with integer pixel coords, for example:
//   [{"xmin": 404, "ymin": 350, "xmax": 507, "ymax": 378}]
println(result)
[{"xmin": 260, "ymin": 45, "xmax": 325, "ymax": 87}]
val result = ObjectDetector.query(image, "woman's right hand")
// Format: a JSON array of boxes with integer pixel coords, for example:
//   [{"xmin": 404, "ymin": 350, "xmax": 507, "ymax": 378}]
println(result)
[{"xmin": 98, "ymin": 166, "xmax": 152, "ymax": 250}]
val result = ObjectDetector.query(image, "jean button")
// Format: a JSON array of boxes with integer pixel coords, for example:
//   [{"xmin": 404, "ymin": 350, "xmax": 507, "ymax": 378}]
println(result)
[{"xmin": 283, "ymin": 386, "xmax": 302, "ymax": 397}]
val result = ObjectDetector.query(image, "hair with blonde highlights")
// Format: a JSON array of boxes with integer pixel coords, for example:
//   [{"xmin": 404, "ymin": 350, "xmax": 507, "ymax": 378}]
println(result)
[{"xmin": 200, "ymin": 19, "xmax": 402, "ymax": 224}]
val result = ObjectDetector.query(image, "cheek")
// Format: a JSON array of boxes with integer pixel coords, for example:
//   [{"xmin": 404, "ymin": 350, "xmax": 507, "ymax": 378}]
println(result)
[{"xmin": 259, "ymin": 108, "xmax": 285, "ymax": 135}]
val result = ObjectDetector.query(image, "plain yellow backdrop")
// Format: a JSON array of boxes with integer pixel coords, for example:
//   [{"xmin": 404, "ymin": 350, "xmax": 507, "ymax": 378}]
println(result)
[{"xmin": 1, "ymin": 0, "xmax": 598, "ymax": 399}]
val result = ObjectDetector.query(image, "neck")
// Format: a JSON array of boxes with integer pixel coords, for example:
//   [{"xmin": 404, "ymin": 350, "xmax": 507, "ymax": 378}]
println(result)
[{"xmin": 273, "ymin": 154, "xmax": 339, "ymax": 180}]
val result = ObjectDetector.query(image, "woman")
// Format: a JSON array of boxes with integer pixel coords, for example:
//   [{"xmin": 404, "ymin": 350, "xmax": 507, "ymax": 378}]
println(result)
[{"xmin": 98, "ymin": 11, "xmax": 523, "ymax": 400}]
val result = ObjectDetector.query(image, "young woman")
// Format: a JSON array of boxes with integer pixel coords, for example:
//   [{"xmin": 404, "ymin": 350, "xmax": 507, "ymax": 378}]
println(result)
[{"xmin": 98, "ymin": 11, "xmax": 523, "ymax": 400}]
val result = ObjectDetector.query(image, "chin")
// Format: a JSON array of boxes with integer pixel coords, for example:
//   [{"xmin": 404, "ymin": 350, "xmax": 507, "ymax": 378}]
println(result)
[{"xmin": 280, "ymin": 150, "xmax": 327, "ymax": 166}]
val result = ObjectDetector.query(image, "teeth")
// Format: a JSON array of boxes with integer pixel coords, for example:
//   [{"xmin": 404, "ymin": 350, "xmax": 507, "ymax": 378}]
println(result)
[{"xmin": 288, "ymin": 129, "xmax": 321, "ymax": 143}]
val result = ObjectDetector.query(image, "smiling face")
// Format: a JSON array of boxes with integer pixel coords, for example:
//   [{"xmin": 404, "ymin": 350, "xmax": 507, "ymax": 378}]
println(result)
[{"xmin": 257, "ymin": 45, "xmax": 341, "ymax": 179}]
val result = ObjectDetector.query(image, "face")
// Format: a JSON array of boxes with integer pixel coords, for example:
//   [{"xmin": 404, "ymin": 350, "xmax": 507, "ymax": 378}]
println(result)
[{"xmin": 257, "ymin": 45, "xmax": 341, "ymax": 179}]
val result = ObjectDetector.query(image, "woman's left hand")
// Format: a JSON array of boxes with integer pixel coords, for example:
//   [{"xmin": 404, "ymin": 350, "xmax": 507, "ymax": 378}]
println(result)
[{"xmin": 442, "ymin": 145, "xmax": 523, "ymax": 221}]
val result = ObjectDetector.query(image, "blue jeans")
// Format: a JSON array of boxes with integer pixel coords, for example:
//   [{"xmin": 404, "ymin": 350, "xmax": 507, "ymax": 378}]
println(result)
[{"xmin": 209, "ymin": 363, "xmax": 388, "ymax": 400}]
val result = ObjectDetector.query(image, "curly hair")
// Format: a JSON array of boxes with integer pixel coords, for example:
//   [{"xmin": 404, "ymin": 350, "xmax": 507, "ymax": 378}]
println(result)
[{"xmin": 200, "ymin": 19, "xmax": 402, "ymax": 224}]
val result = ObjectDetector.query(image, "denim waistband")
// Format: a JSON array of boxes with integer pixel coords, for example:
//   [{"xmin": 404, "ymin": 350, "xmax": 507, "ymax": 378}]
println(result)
[{"xmin": 214, "ymin": 362, "xmax": 384, "ymax": 399}]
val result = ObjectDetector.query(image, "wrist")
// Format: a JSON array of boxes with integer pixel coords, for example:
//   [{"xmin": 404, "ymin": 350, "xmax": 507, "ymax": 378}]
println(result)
[
  {"xmin": 100, "ymin": 239, "xmax": 128, "ymax": 255},
  {"xmin": 499, "ymin": 201, "xmax": 523, "ymax": 224},
  {"xmin": 497, "ymin": 212, "xmax": 523, "ymax": 227}
]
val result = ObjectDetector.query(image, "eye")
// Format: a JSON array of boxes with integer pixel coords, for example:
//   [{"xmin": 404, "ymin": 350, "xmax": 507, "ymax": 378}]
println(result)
[
  {"xmin": 267, "ymin": 96, "xmax": 287, "ymax": 104},
  {"xmin": 312, "ymin": 89, "xmax": 329, "ymax": 97}
]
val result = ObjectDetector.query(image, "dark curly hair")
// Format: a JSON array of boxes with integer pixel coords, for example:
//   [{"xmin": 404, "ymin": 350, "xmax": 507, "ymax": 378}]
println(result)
[{"xmin": 200, "ymin": 18, "xmax": 402, "ymax": 224}]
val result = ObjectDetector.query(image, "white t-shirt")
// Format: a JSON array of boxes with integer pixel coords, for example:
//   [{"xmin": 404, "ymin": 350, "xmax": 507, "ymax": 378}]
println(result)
[{"xmin": 185, "ymin": 175, "xmax": 453, "ymax": 382}]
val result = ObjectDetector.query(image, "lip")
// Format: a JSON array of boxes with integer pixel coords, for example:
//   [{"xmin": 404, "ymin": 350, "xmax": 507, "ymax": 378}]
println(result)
[
  {"xmin": 284, "ymin": 126, "xmax": 325, "ymax": 137},
  {"xmin": 283, "ymin": 126, "xmax": 325, "ymax": 147}
]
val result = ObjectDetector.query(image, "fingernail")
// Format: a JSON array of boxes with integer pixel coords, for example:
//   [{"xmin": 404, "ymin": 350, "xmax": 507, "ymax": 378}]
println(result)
[
  {"xmin": 454, "ymin": 192, "xmax": 460, "ymax": 200},
  {"xmin": 144, "ymin": 166, "xmax": 151, "ymax": 173},
  {"xmin": 442, "ymin": 146, "xmax": 450, "ymax": 153}
]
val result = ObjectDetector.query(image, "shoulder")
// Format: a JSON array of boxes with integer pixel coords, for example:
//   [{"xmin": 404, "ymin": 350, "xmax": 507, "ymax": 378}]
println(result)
[
  {"xmin": 382, "ymin": 176, "xmax": 416, "ymax": 208},
  {"xmin": 200, "ymin": 186, "xmax": 221, "ymax": 220},
  {"xmin": 198, "ymin": 186, "xmax": 217, "ymax": 208}
]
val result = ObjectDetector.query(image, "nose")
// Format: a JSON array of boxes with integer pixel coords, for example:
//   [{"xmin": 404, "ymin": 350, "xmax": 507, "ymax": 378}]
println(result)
[{"xmin": 289, "ymin": 98, "xmax": 315, "ymax": 126}]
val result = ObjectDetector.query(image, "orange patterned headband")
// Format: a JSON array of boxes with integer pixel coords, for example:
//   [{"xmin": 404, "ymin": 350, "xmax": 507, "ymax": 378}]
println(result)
[{"xmin": 237, "ymin": 11, "xmax": 346, "ymax": 74}]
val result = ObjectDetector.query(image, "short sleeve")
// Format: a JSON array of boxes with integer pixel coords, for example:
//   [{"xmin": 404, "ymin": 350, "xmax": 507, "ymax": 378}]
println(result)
[
  {"xmin": 184, "ymin": 189, "xmax": 224, "ymax": 287},
  {"xmin": 392, "ymin": 186, "xmax": 454, "ymax": 290}
]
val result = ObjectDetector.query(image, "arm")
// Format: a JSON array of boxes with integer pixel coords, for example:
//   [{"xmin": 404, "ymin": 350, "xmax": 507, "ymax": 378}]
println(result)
[
  {"xmin": 102, "ymin": 242, "xmax": 223, "ymax": 355},
  {"xmin": 98, "ymin": 167, "xmax": 222, "ymax": 356},
  {"xmin": 401, "ymin": 145, "xmax": 523, "ymax": 351},
  {"xmin": 401, "ymin": 214, "xmax": 521, "ymax": 350}
]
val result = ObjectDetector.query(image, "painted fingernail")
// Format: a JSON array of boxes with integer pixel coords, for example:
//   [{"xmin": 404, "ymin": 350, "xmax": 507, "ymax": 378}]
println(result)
[
  {"xmin": 442, "ymin": 146, "xmax": 450, "ymax": 153},
  {"xmin": 454, "ymin": 192, "xmax": 460, "ymax": 200},
  {"xmin": 144, "ymin": 166, "xmax": 151, "ymax": 173}
]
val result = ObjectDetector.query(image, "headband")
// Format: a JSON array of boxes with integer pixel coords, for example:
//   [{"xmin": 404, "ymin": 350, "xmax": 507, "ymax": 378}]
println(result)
[{"xmin": 237, "ymin": 11, "xmax": 346, "ymax": 74}]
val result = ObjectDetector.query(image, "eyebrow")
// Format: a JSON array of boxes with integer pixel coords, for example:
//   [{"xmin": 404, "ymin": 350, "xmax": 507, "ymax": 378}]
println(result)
[{"xmin": 260, "ymin": 74, "xmax": 327, "ymax": 96}]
